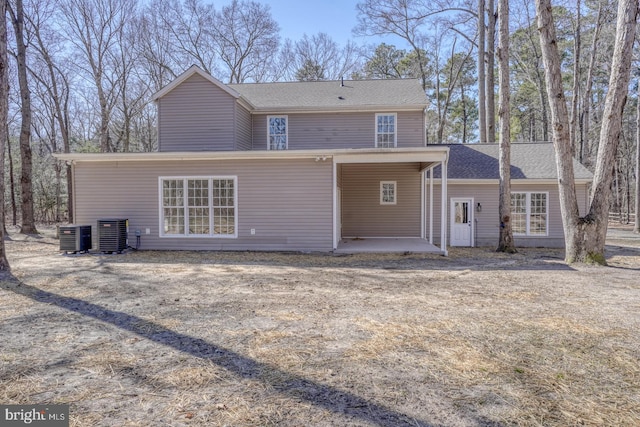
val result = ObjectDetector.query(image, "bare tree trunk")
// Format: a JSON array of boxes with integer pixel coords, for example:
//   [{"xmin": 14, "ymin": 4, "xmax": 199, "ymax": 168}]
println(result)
[
  {"xmin": 524, "ymin": 4, "xmax": 550, "ymax": 142},
  {"xmin": 99, "ymin": 95, "xmax": 110, "ymax": 152},
  {"xmin": 624, "ymin": 138, "xmax": 631, "ymax": 223},
  {"xmin": 537, "ymin": 0, "xmax": 638, "ymax": 264},
  {"xmin": 580, "ymin": 3, "xmax": 604, "ymax": 163},
  {"xmin": 8, "ymin": 0, "xmax": 37, "ymax": 235},
  {"xmin": 461, "ymin": 84, "xmax": 468, "ymax": 144},
  {"xmin": 0, "ymin": 0, "xmax": 11, "ymax": 270},
  {"xmin": 478, "ymin": 0, "xmax": 486, "ymax": 143},
  {"xmin": 635, "ymin": 77, "xmax": 640, "ymax": 233},
  {"xmin": 486, "ymin": 0, "xmax": 496, "ymax": 142},
  {"xmin": 569, "ymin": 0, "xmax": 581, "ymax": 156},
  {"xmin": 587, "ymin": 0, "xmax": 638, "ymax": 258},
  {"xmin": 497, "ymin": 0, "xmax": 515, "ymax": 253},
  {"xmin": 6, "ymin": 126, "xmax": 16, "ymax": 226}
]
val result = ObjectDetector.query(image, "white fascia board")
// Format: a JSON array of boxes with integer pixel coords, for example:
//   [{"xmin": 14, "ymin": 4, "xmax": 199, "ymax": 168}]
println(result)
[
  {"xmin": 333, "ymin": 147, "xmax": 449, "ymax": 164},
  {"xmin": 55, "ymin": 150, "xmax": 332, "ymax": 163},
  {"xmin": 54, "ymin": 147, "xmax": 450, "ymax": 164}
]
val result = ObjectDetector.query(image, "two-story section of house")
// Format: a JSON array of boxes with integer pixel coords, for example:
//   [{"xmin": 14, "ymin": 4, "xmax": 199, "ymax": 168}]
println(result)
[{"xmin": 58, "ymin": 65, "xmax": 451, "ymax": 253}]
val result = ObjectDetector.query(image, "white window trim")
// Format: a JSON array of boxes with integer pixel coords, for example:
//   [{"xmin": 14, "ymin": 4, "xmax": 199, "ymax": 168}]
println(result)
[
  {"xmin": 511, "ymin": 191, "xmax": 549, "ymax": 237},
  {"xmin": 159, "ymin": 176, "xmax": 238, "ymax": 238},
  {"xmin": 380, "ymin": 181, "xmax": 397, "ymax": 205},
  {"xmin": 375, "ymin": 113, "xmax": 397, "ymax": 148},
  {"xmin": 267, "ymin": 115, "xmax": 288, "ymax": 150}
]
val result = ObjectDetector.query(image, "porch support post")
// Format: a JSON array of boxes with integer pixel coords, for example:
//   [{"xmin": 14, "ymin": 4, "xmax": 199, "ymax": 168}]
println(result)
[
  {"xmin": 428, "ymin": 166, "xmax": 434, "ymax": 244},
  {"xmin": 441, "ymin": 157, "xmax": 448, "ymax": 256},
  {"xmin": 332, "ymin": 159, "xmax": 338, "ymax": 250}
]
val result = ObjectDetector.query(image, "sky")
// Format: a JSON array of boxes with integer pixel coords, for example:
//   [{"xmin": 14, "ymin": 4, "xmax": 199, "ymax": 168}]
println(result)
[{"xmin": 248, "ymin": 0, "xmax": 409, "ymax": 49}]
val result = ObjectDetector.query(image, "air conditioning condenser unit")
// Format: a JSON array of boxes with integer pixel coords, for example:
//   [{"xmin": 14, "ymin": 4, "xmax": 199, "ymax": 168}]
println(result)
[{"xmin": 59, "ymin": 225, "xmax": 92, "ymax": 254}]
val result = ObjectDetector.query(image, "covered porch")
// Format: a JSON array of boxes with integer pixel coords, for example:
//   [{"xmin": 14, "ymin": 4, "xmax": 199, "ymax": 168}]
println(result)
[{"xmin": 332, "ymin": 147, "xmax": 449, "ymax": 255}]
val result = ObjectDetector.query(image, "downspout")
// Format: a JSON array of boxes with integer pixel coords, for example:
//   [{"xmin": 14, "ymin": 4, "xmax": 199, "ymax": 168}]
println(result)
[
  {"xmin": 423, "ymin": 107, "xmax": 428, "ymax": 146},
  {"xmin": 70, "ymin": 161, "xmax": 76, "ymax": 222},
  {"xmin": 421, "ymin": 169, "xmax": 425, "ymax": 239},
  {"xmin": 155, "ymin": 100, "xmax": 161, "ymax": 151}
]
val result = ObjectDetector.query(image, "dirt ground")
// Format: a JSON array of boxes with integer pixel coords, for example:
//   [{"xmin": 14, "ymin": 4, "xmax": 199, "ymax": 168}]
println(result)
[{"xmin": 1, "ymin": 225, "xmax": 639, "ymax": 426}]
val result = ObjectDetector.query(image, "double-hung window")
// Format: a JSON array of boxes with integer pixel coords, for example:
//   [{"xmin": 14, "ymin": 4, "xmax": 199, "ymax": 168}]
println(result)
[
  {"xmin": 510, "ymin": 192, "xmax": 548, "ymax": 236},
  {"xmin": 160, "ymin": 177, "xmax": 237, "ymax": 238},
  {"xmin": 268, "ymin": 115, "xmax": 288, "ymax": 150},
  {"xmin": 380, "ymin": 181, "xmax": 397, "ymax": 205},
  {"xmin": 375, "ymin": 113, "xmax": 397, "ymax": 148}
]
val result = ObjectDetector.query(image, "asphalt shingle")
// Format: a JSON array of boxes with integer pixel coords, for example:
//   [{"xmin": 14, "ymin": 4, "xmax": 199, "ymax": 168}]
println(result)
[
  {"xmin": 436, "ymin": 143, "xmax": 593, "ymax": 180},
  {"xmin": 228, "ymin": 79, "xmax": 428, "ymax": 110}
]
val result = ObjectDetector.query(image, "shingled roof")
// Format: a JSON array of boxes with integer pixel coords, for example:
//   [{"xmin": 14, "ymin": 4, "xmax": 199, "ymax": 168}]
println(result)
[
  {"xmin": 228, "ymin": 78, "xmax": 428, "ymax": 112},
  {"xmin": 437, "ymin": 143, "xmax": 592, "ymax": 181},
  {"xmin": 153, "ymin": 65, "xmax": 428, "ymax": 112}
]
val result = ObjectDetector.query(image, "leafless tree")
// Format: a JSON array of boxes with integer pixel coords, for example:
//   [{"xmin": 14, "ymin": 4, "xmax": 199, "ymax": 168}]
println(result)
[
  {"xmin": 213, "ymin": 0, "xmax": 279, "ymax": 83},
  {"xmin": 496, "ymin": 0, "xmax": 515, "ymax": 252},
  {"xmin": 282, "ymin": 33, "xmax": 362, "ymax": 81},
  {"xmin": 579, "ymin": 1, "xmax": 608, "ymax": 163},
  {"xmin": 7, "ymin": 0, "xmax": 37, "ymax": 234},
  {"xmin": 478, "ymin": 0, "xmax": 486, "ymax": 143},
  {"xmin": 143, "ymin": 0, "xmax": 219, "ymax": 79},
  {"xmin": 26, "ymin": 0, "xmax": 74, "ymax": 221},
  {"xmin": 537, "ymin": 0, "xmax": 639, "ymax": 264},
  {"xmin": 569, "ymin": 0, "xmax": 581, "ymax": 156},
  {"xmin": 111, "ymin": 17, "xmax": 150, "ymax": 152},
  {"xmin": 435, "ymin": 38, "xmax": 474, "ymax": 144},
  {"xmin": 59, "ymin": 0, "xmax": 130, "ymax": 152},
  {"xmin": 633, "ymin": 78, "xmax": 640, "ymax": 233},
  {"xmin": 0, "ymin": 0, "xmax": 11, "ymax": 271},
  {"xmin": 486, "ymin": 0, "xmax": 496, "ymax": 142}
]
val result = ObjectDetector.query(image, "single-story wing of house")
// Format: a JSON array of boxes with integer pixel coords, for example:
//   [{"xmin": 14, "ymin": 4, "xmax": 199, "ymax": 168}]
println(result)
[{"xmin": 55, "ymin": 65, "xmax": 592, "ymax": 254}]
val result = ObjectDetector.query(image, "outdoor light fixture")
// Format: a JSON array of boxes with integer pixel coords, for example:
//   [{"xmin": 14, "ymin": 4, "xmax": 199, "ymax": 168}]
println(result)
[{"xmin": 476, "ymin": 202, "xmax": 482, "ymax": 213}]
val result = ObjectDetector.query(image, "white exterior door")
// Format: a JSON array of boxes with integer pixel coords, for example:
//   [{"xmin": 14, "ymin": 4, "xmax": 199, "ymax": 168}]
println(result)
[{"xmin": 450, "ymin": 198, "xmax": 474, "ymax": 247}]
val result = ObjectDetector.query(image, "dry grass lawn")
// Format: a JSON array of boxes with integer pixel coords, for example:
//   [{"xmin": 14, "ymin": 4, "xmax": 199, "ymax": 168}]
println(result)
[{"xmin": 1, "ymin": 225, "xmax": 639, "ymax": 426}]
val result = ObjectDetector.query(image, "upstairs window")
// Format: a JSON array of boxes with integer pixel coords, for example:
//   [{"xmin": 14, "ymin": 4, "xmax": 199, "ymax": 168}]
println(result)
[
  {"xmin": 511, "ymin": 192, "xmax": 548, "ymax": 236},
  {"xmin": 376, "ymin": 113, "xmax": 397, "ymax": 148},
  {"xmin": 268, "ymin": 115, "xmax": 288, "ymax": 150}
]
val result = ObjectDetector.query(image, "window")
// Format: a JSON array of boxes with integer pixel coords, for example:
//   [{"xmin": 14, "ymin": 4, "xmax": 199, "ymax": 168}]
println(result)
[
  {"xmin": 380, "ymin": 181, "xmax": 397, "ymax": 205},
  {"xmin": 160, "ymin": 177, "xmax": 237, "ymax": 238},
  {"xmin": 375, "ymin": 113, "xmax": 397, "ymax": 148},
  {"xmin": 268, "ymin": 115, "xmax": 287, "ymax": 150},
  {"xmin": 510, "ymin": 192, "xmax": 548, "ymax": 236}
]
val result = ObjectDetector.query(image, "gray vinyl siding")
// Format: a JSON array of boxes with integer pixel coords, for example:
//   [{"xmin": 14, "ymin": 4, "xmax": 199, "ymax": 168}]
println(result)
[
  {"xmin": 425, "ymin": 182, "xmax": 590, "ymax": 248},
  {"xmin": 252, "ymin": 111, "xmax": 424, "ymax": 150},
  {"xmin": 236, "ymin": 104, "xmax": 252, "ymax": 150},
  {"xmin": 73, "ymin": 159, "xmax": 333, "ymax": 251},
  {"xmin": 158, "ymin": 73, "xmax": 237, "ymax": 152},
  {"xmin": 341, "ymin": 163, "xmax": 421, "ymax": 237}
]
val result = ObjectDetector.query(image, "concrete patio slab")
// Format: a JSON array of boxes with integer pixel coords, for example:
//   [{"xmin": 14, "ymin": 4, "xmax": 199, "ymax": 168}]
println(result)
[{"xmin": 335, "ymin": 238, "xmax": 444, "ymax": 254}]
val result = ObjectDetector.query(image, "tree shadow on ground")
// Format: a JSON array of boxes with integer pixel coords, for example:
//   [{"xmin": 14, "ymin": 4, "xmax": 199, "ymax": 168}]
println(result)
[{"xmin": 2, "ymin": 276, "xmax": 461, "ymax": 427}]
